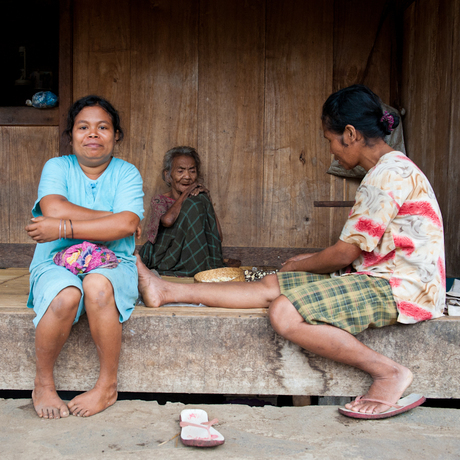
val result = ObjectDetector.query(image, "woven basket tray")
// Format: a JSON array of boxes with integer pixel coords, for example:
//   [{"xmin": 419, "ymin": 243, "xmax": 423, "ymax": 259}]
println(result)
[{"xmin": 194, "ymin": 267, "xmax": 245, "ymax": 283}]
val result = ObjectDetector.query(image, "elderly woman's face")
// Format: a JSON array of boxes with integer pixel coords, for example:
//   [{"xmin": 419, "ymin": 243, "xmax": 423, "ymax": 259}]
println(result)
[{"xmin": 168, "ymin": 155, "xmax": 198, "ymax": 194}]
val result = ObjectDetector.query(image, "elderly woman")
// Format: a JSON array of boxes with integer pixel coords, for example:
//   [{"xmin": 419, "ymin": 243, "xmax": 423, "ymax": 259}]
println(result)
[
  {"xmin": 139, "ymin": 146, "xmax": 225, "ymax": 276},
  {"xmin": 137, "ymin": 85, "xmax": 445, "ymax": 419},
  {"xmin": 26, "ymin": 95, "xmax": 144, "ymax": 419}
]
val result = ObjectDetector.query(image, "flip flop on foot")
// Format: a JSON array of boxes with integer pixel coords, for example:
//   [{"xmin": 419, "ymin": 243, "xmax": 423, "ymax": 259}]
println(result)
[
  {"xmin": 180, "ymin": 409, "xmax": 225, "ymax": 447},
  {"xmin": 338, "ymin": 393, "xmax": 426, "ymax": 420}
]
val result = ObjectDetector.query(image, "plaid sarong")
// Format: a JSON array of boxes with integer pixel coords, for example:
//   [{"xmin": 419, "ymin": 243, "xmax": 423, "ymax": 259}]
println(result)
[
  {"xmin": 139, "ymin": 193, "xmax": 224, "ymax": 276},
  {"xmin": 277, "ymin": 272, "xmax": 398, "ymax": 335}
]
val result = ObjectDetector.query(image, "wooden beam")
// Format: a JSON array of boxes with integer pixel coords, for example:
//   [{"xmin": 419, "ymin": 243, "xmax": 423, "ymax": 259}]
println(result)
[
  {"xmin": 59, "ymin": 0, "xmax": 73, "ymax": 155},
  {"xmin": 0, "ymin": 107, "xmax": 59, "ymax": 126},
  {"xmin": 314, "ymin": 201, "xmax": 355, "ymax": 208},
  {"xmin": 0, "ymin": 243, "xmax": 323, "ymax": 269},
  {"xmin": 0, "ymin": 244, "xmax": 36, "ymax": 269}
]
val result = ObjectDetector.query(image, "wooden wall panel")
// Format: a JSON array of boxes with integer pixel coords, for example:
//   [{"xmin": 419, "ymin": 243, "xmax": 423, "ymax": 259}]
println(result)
[
  {"xmin": 0, "ymin": 127, "xmax": 59, "ymax": 244},
  {"xmin": 67, "ymin": 0, "xmax": 398, "ymax": 252},
  {"xmin": 198, "ymin": 0, "xmax": 265, "ymax": 247},
  {"xmin": 130, "ymin": 0, "xmax": 199, "ymax": 233},
  {"xmin": 262, "ymin": 0, "xmax": 333, "ymax": 248},
  {"xmin": 0, "ymin": 129, "xmax": 10, "ymax": 242},
  {"xmin": 333, "ymin": 0, "xmax": 392, "ymax": 100},
  {"xmin": 447, "ymin": 0, "xmax": 460, "ymax": 277},
  {"xmin": 402, "ymin": 0, "xmax": 460, "ymax": 276},
  {"xmin": 72, "ymin": 0, "xmax": 132, "ymax": 157},
  {"xmin": 329, "ymin": 0, "xmax": 395, "ymax": 244}
]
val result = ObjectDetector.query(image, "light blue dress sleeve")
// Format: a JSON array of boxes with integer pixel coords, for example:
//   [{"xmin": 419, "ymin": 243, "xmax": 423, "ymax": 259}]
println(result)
[
  {"xmin": 32, "ymin": 156, "xmax": 70, "ymax": 217},
  {"xmin": 112, "ymin": 161, "xmax": 144, "ymax": 220}
]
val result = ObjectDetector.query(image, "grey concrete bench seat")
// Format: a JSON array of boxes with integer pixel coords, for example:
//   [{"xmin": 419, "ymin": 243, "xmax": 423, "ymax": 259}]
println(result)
[{"xmin": 1, "ymin": 268, "xmax": 459, "ymax": 398}]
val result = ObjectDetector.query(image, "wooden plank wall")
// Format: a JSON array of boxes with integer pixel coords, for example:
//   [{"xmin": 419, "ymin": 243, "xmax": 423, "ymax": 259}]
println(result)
[
  {"xmin": 402, "ymin": 0, "xmax": 460, "ymax": 277},
  {"xmin": 8, "ymin": 0, "xmax": 442, "ymax": 271},
  {"xmin": 0, "ymin": 127, "xmax": 59, "ymax": 244},
  {"xmin": 70, "ymin": 0, "xmax": 393, "ymax": 251}
]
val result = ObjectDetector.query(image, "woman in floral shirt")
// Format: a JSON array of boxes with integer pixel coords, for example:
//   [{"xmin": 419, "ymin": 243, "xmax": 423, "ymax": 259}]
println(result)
[{"xmin": 137, "ymin": 85, "xmax": 445, "ymax": 419}]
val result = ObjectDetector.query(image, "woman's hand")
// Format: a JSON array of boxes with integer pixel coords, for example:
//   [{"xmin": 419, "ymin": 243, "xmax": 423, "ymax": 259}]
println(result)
[
  {"xmin": 280, "ymin": 253, "xmax": 314, "ymax": 269},
  {"xmin": 25, "ymin": 216, "xmax": 60, "ymax": 243},
  {"xmin": 184, "ymin": 183, "xmax": 209, "ymax": 197},
  {"xmin": 135, "ymin": 225, "xmax": 142, "ymax": 239}
]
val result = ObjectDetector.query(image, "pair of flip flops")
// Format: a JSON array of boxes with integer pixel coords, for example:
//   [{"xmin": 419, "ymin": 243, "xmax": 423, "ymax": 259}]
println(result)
[
  {"xmin": 180, "ymin": 409, "xmax": 225, "ymax": 447},
  {"xmin": 338, "ymin": 393, "xmax": 426, "ymax": 419}
]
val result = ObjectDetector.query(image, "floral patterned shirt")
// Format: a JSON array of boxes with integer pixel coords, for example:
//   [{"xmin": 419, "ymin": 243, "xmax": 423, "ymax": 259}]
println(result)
[
  {"xmin": 146, "ymin": 194, "xmax": 176, "ymax": 244},
  {"xmin": 338, "ymin": 151, "xmax": 445, "ymax": 324}
]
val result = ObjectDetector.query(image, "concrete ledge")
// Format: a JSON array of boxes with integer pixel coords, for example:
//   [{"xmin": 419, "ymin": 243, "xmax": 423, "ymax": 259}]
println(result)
[{"xmin": 1, "ymin": 301, "xmax": 459, "ymax": 398}]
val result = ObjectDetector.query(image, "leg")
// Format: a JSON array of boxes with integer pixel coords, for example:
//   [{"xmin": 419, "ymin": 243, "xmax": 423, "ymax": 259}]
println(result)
[
  {"xmin": 136, "ymin": 253, "xmax": 280, "ymax": 308},
  {"xmin": 33, "ymin": 286, "xmax": 81, "ymax": 419},
  {"xmin": 68, "ymin": 274, "xmax": 121, "ymax": 417},
  {"xmin": 269, "ymin": 296, "xmax": 413, "ymax": 415}
]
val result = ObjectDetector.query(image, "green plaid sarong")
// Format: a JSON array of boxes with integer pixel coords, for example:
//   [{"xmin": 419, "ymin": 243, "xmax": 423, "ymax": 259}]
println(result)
[
  {"xmin": 277, "ymin": 272, "xmax": 397, "ymax": 335},
  {"xmin": 139, "ymin": 193, "xmax": 224, "ymax": 276}
]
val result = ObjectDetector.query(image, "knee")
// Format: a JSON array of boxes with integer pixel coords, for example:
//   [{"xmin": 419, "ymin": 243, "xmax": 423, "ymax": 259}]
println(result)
[
  {"xmin": 48, "ymin": 287, "xmax": 81, "ymax": 320},
  {"xmin": 268, "ymin": 297, "xmax": 299, "ymax": 339},
  {"xmin": 83, "ymin": 274, "xmax": 114, "ymax": 309}
]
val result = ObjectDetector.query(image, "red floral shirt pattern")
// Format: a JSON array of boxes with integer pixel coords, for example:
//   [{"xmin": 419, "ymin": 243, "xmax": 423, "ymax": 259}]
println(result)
[{"xmin": 338, "ymin": 152, "xmax": 445, "ymax": 324}]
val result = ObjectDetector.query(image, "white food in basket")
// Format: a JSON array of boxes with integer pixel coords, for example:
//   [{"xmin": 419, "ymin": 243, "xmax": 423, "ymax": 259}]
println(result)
[{"xmin": 202, "ymin": 276, "xmax": 236, "ymax": 282}]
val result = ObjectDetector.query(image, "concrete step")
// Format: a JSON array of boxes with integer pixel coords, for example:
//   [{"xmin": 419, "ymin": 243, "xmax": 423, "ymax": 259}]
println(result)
[{"xmin": 1, "ymin": 269, "xmax": 459, "ymax": 398}]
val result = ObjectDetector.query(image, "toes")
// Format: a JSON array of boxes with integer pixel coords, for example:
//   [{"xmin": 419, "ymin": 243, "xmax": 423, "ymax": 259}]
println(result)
[{"xmin": 71, "ymin": 405, "xmax": 86, "ymax": 417}]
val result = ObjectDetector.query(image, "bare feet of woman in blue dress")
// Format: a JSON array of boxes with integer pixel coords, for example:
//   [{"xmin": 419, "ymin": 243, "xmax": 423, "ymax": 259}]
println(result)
[
  {"xmin": 32, "ymin": 381, "xmax": 69, "ymax": 419},
  {"xmin": 67, "ymin": 382, "xmax": 118, "ymax": 417}
]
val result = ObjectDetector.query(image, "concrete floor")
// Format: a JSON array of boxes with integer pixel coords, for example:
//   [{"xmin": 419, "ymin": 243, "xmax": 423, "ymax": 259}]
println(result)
[{"xmin": 1, "ymin": 398, "xmax": 459, "ymax": 460}]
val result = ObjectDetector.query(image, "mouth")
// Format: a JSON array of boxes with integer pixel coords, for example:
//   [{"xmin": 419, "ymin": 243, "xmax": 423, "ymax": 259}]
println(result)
[{"xmin": 84, "ymin": 143, "xmax": 103, "ymax": 148}]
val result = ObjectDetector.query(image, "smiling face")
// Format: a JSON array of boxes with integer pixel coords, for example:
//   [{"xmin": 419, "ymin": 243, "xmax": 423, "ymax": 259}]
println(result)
[
  {"xmin": 166, "ymin": 155, "xmax": 198, "ymax": 196},
  {"xmin": 71, "ymin": 105, "xmax": 119, "ymax": 171}
]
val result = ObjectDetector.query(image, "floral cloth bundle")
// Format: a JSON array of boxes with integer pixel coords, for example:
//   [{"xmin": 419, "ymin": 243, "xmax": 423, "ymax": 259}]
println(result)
[{"xmin": 53, "ymin": 241, "xmax": 119, "ymax": 275}]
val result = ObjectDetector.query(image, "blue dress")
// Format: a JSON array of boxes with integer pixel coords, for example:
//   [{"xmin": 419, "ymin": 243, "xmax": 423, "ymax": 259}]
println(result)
[{"xmin": 27, "ymin": 155, "xmax": 144, "ymax": 327}]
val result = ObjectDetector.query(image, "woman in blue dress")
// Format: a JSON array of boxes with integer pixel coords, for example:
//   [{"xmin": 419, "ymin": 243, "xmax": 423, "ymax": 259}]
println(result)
[{"xmin": 26, "ymin": 95, "xmax": 144, "ymax": 419}]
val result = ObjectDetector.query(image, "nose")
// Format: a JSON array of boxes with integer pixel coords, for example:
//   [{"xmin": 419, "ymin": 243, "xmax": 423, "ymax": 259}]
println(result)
[{"xmin": 88, "ymin": 127, "xmax": 99, "ymax": 138}]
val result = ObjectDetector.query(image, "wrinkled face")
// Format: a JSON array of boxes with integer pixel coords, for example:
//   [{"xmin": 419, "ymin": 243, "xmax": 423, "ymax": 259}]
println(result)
[
  {"xmin": 71, "ymin": 106, "xmax": 119, "ymax": 168},
  {"xmin": 323, "ymin": 125, "xmax": 359, "ymax": 170},
  {"xmin": 167, "ymin": 155, "xmax": 198, "ymax": 194}
]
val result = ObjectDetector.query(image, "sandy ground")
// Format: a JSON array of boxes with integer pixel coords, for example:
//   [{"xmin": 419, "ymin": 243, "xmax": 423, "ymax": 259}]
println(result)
[{"xmin": 1, "ymin": 398, "xmax": 459, "ymax": 459}]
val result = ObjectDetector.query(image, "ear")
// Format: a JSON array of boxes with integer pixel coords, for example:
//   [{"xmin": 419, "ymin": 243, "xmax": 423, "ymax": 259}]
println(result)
[
  {"xmin": 115, "ymin": 131, "xmax": 120, "ymax": 142},
  {"xmin": 163, "ymin": 169, "xmax": 171, "ymax": 185},
  {"xmin": 344, "ymin": 124, "xmax": 358, "ymax": 143}
]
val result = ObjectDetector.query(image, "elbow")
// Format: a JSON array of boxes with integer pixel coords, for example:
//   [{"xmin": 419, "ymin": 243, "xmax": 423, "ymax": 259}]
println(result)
[
  {"xmin": 121, "ymin": 213, "xmax": 140, "ymax": 236},
  {"xmin": 160, "ymin": 216, "xmax": 174, "ymax": 228}
]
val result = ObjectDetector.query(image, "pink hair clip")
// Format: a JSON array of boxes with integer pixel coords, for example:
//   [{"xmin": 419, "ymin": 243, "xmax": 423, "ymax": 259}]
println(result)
[{"xmin": 380, "ymin": 111, "xmax": 395, "ymax": 132}]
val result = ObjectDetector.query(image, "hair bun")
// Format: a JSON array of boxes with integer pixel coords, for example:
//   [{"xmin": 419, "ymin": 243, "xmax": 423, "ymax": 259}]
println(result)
[{"xmin": 380, "ymin": 110, "xmax": 400, "ymax": 135}]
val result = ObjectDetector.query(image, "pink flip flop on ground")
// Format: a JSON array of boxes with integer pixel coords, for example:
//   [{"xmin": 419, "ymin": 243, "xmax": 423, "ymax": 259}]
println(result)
[
  {"xmin": 180, "ymin": 409, "xmax": 225, "ymax": 447},
  {"xmin": 338, "ymin": 393, "xmax": 426, "ymax": 420}
]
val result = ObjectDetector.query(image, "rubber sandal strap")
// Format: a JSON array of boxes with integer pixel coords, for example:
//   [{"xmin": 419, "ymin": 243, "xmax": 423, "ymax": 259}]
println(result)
[
  {"xmin": 179, "ymin": 418, "xmax": 219, "ymax": 440},
  {"xmin": 355, "ymin": 395, "xmax": 402, "ymax": 409}
]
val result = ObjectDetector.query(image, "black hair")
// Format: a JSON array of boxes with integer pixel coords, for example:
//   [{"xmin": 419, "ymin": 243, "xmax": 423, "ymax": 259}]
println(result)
[
  {"xmin": 162, "ymin": 146, "xmax": 202, "ymax": 186},
  {"xmin": 321, "ymin": 84, "xmax": 400, "ymax": 142},
  {"xmin": 63, "ymin": 95, "xmax": 124, "ymax": 142}
]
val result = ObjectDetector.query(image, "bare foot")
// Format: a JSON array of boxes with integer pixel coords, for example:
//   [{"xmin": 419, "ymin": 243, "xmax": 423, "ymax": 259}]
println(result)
[
  {"xmin": 345, "ymin": 365, "xmax": 413, "ymax": 414},
  {"xmin": 135, "ymin": 253, "xmax": 167, "ymax": 308},
  {"xmin": 32, "ymin": 384, "xmax": 69, "ymax": 419},
  {"xmin": 68, "ymin": 383, "xmax": 117, "ymax": 417}
]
